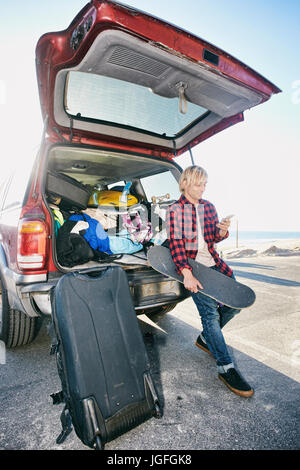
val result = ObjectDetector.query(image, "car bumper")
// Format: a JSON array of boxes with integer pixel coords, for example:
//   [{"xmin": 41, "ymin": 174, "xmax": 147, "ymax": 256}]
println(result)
[{"xmin": 17, "ymin": 268, "xmax": 188, "ymax": 317}]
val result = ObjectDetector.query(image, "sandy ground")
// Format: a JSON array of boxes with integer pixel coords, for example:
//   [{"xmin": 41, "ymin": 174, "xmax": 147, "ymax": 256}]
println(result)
[{"xmin": 219, "ymin": 238, "xmax": 300, "ymax": 260}]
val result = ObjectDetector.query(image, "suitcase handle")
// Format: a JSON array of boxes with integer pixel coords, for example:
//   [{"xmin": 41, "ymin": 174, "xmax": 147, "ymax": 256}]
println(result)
[
  {"xmin": 72, "ymin": 265, "xmax": 122, "ymax": 279},
  {"xmin": 72, "ymin": 267, "xmax": 108, "ymax": 278}
]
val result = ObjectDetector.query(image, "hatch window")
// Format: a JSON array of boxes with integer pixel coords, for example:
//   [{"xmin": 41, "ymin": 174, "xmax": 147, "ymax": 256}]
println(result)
[
  {"xmin": 140, "ymin": 171, "xmax": 180, "ymax": 201},
  {"xmin": 65, "ymin": 72, "xmax": 209, "ymax": 138}
]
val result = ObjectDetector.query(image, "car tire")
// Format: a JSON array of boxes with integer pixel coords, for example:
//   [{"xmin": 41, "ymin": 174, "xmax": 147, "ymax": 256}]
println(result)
[{"xmin": 0, "ymin": 275, "xmax": 39, "ymax": 348}]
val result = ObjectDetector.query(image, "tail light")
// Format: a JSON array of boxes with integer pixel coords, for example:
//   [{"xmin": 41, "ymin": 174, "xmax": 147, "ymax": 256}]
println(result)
[{"xmin": 17, "ymin": 219, "xmax": 48, "ymax": 270}]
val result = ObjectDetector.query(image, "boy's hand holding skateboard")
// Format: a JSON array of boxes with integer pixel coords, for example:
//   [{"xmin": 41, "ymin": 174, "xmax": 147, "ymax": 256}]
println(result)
[
  {"xmin": 181, "ymin": 215, "xmax": 235, "ymax": 292},
  {"xmin": 182, "ymin": 268, "xmax": 203, "ymax": 293}
]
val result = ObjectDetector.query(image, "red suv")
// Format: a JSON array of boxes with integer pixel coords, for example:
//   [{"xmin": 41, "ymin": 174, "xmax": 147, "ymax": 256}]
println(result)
[{"xmin": 0, "ymin": 0, "xmax": 280, "ymax": 348}]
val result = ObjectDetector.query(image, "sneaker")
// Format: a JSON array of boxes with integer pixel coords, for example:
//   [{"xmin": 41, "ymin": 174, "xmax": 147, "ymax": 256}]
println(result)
[
  {"xmin": 218, "ymin": 368, "xmax": 254, "ymax": 397},
  {"xmin": 195, "ymin": 334, "xmax": 212, "ymax": 356}
]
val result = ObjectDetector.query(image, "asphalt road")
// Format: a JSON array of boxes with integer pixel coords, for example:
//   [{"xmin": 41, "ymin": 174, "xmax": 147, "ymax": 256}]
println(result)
[{"xmin": 0, "ymin": 255, "xmax": 299, "ymax": 451}]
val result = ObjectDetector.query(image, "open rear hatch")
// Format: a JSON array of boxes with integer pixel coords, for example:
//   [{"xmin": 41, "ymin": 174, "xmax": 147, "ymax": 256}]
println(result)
[{"xmin": 36, "ymin": 0, "xmax": 281, "ymax": 158}]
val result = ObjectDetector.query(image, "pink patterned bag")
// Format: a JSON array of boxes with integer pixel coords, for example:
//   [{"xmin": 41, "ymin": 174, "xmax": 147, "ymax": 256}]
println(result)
[{"xmin": 121, "ymin": 212, "xmax": 153, "ymax": 244}]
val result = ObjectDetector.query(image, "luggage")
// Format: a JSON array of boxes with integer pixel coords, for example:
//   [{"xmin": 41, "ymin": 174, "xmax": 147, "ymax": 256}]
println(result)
[
  {"xmin": 55, "ymin": 217, "xmax": 96, "ymax": 267},
  {"xmin": 50, "ymin": 267, "xmax": 161, "ymax": 450},
  {"xmin": 46, "ymin": 171, "xmax": 91, "ymax": 210}
]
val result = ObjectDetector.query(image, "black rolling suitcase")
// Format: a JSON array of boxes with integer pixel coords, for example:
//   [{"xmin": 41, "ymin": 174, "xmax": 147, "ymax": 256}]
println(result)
[{"xmin": 50, "ymin": 266, "xmax": 161, "ymax": 450}]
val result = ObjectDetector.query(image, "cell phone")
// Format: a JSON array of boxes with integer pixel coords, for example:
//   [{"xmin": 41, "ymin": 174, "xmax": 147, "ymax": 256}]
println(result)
[{"xmin": 224, "ymin": 214, "xmax": 235, "ymax": 220}]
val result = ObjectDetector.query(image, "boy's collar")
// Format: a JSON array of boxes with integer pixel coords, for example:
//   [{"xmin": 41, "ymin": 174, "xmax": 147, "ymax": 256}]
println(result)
[{"xmin": 179, "ymin": 194, "xmax": 204, "ymax": 205}]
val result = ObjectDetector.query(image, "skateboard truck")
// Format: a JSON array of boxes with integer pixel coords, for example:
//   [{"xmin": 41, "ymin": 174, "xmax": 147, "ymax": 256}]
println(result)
[{"xmin": 151, "ymin": 193, "xmax": 170, "ymax": 204}]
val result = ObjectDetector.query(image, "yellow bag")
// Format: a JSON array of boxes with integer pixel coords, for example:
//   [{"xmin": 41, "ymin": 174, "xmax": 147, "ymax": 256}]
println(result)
[{"xmin": 88, "ymin": 190, "xmax": 138, "ymax": 208}]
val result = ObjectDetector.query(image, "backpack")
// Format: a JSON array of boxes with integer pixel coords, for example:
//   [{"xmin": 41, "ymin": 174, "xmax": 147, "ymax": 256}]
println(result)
[
  {"xmin": 56, "ymin": 217, "xmax": 121, "ymax": 267},
  {"xmin": 56, "ymin": 219, "xmax": 95, "ymax": 267}
]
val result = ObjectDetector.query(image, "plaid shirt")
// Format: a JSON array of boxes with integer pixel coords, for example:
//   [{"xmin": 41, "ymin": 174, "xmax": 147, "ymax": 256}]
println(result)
[{"xmin": 166, "ymin": 194, "xmax": 233, "ymax": 278}]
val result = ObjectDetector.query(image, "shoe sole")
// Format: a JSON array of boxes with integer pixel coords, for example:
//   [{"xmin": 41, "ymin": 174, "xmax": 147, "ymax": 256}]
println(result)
[
  {"xmin": 218, "ymin": 374, "xmax": 254, "ymax": 398},
  {"xmin": 195, "ymin": 340, "xmax": 212, "ymax": 356}
]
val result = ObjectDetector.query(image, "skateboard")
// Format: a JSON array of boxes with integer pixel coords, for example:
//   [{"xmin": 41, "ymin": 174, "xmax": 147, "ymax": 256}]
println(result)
[{"xmin": 147, "ymin": 245, "xmax": 255, "ymax": 309}]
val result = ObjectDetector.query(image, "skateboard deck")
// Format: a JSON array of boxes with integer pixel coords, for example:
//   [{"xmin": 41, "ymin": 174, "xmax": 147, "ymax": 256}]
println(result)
[{"xmin": 148, "ymin": 246, "xmax": 255, "ymax": 309}]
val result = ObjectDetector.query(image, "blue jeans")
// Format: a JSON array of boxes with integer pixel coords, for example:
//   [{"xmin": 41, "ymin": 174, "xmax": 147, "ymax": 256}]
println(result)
[{"xmin": 191, "ymin": 267, "xmax": 240, "ymax": 367}]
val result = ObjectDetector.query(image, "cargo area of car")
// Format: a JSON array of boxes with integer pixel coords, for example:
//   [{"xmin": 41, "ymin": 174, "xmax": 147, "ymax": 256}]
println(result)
[{"xmin": 42, "ymin": 144, "xmax": 188, "ymax": 312}]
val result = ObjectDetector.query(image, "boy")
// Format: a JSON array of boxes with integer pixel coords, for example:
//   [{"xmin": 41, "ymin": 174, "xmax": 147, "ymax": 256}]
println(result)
[{"xmin": 167, "ymin": 165, "xmax": 254, "ymax": 397}]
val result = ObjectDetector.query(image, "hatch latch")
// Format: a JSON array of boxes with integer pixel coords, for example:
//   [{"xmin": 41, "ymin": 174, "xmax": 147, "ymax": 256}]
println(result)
[{"xmin": 175, "ymin": 81, "xmax": 188, "ymax": 114}]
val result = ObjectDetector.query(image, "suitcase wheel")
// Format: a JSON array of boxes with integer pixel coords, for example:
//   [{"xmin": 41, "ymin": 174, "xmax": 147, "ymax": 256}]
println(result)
[
  {"xmin": 154, "ymin": 402, "xmax": 162, "ymax": 419},
  {"xmin": 94, "ymin": 435, "xmax": 104, "ymax": 450}
]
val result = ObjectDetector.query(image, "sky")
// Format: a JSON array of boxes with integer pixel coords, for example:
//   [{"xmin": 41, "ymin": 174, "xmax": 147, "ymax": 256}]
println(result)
[{"xmin": 0, "ymin": 0, "xmax": 299, "ymax": 231}]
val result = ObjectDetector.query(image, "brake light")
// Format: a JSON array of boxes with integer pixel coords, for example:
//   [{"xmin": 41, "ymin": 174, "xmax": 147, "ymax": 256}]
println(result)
[{"xmin": 17, "ymin": 219, "xmax": 48, "ymax": 270}]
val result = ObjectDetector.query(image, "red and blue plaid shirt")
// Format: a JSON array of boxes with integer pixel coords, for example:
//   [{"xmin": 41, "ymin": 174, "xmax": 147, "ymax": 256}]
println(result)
[{"xmin": 166, "ymin": 194, "xmax": 233, "ymax": 277}]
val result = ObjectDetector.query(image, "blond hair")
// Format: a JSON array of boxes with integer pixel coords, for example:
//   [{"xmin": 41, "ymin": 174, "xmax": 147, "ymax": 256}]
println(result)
[{"xmin": 179, "ymin": 165, "xmax": 208, "ymax": 193}]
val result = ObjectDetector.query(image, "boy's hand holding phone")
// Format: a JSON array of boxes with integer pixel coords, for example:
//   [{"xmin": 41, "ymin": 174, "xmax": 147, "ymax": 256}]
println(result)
[{"xmin": 217, "ymin": 214, "xmax": 234, "ymax": 236}]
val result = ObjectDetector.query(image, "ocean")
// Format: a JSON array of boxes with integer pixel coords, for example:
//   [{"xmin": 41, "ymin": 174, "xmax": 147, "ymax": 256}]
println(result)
[{"xmin": 220, "ymin": 231, "xmax": 300, "ymax": 247}]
